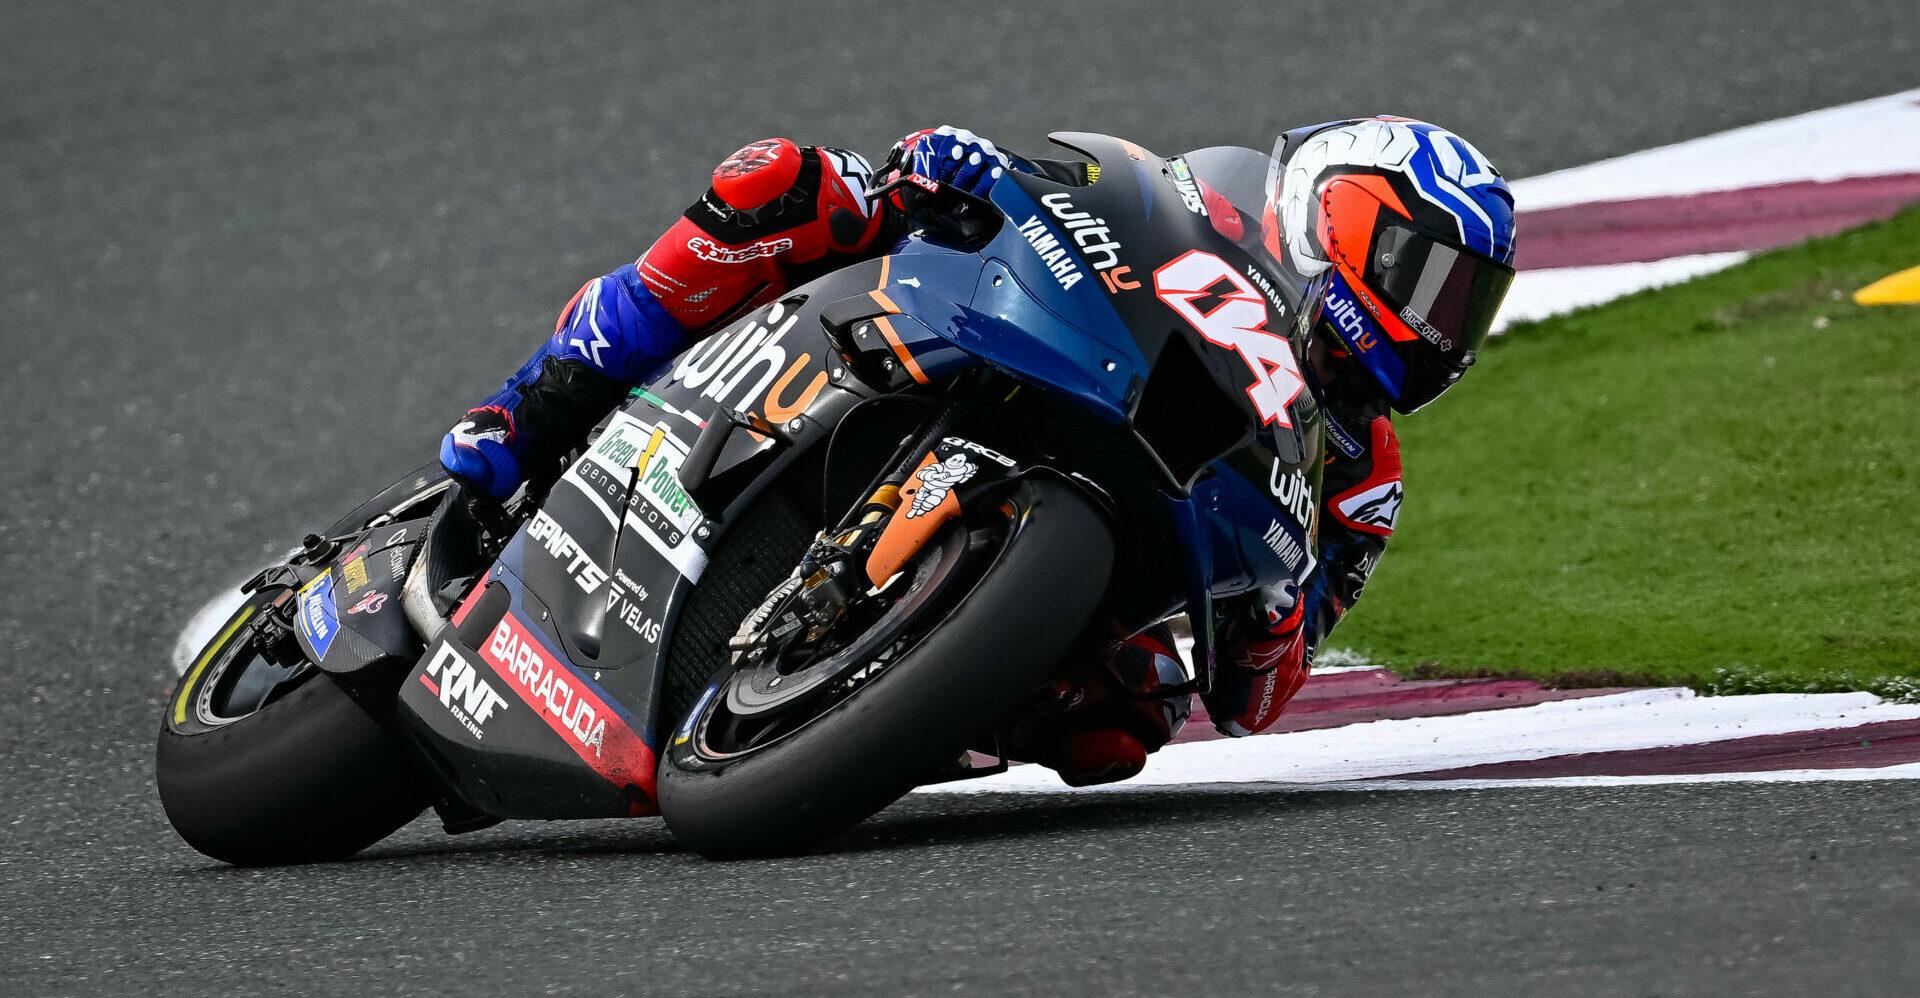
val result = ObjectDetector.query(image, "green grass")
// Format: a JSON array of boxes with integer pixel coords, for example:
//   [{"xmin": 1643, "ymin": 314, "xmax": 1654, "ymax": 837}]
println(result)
[{"xmin": 1324, "ymin": 204, "xmax": 1920, "ymax": 697}]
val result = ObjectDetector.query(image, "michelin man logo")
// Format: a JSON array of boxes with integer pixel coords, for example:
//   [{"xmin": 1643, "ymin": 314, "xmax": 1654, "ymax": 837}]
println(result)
[{"xmin": 906, "ymin": 454, "xmax": 978, "ymax": 518}]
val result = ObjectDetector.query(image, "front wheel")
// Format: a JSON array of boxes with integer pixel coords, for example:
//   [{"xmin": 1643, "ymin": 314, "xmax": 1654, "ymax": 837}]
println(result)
[
  {"xmin": 656, "ymin": 477, "xmax": 1114, "ymax": 859},
  {"xmin": 156, "ymin": 468, "xmax": 450, "ymax": 865},
  {"xmin": 157, "ymin": 593, "xmax": 430, "ymax": 865}
]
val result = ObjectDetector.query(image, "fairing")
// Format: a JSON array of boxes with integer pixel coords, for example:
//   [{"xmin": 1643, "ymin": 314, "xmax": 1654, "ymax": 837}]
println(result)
[{"xmin": 396, "ymin": 134, "xmax": 1328, "ymax": 819}]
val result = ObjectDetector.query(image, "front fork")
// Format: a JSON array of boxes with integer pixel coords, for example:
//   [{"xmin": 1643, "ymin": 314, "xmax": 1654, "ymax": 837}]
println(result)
[{"xmin": 736, "ymin": 403, "xmax": 1030, "ymax": 663}]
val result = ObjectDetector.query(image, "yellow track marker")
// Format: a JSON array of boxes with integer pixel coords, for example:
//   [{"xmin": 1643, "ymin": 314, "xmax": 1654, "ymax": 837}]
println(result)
[{"xmin": 1854, "ymin": 264, "xmax": 1920, "ymax": 305}]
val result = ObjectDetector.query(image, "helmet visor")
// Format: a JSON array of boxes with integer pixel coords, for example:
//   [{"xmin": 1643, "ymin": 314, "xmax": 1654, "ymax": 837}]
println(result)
[{"xmin": 1366, "ymin": 223, "xmax": 1514, "ymax": 360}]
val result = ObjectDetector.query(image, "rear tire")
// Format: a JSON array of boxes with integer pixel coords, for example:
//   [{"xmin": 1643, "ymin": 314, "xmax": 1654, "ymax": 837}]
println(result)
[{"xmin": 656, "ymin": 477, "xmax": 1113, "ymax": 859}]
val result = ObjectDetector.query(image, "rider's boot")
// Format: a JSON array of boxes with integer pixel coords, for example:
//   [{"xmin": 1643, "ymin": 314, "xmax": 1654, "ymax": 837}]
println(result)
[{"xmin": 1013, "ymin": 626, "xmax": 1191, "ymax": 787}]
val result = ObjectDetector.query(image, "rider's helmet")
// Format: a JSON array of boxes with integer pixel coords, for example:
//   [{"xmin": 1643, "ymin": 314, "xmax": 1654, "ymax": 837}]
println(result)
[{"xmin": 1265, "ymin": 117, "xmax": 1517, "ymax": 413}]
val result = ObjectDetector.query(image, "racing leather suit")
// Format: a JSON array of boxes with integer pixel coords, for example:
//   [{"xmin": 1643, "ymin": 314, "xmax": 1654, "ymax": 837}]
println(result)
[{"xmin": 442, "ymin": 129, "xmax": 1403, "ymax": 771}]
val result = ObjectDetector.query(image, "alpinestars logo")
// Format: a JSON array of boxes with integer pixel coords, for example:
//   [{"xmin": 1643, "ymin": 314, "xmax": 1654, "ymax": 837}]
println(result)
[
  {"xmin": 562, "ymin": 278, "xmax": 612, "ymax": 369},
  {"xmin": 907, "ymin": 454, "xmax": 979, "ymax": 518},
  {"xmin": 419, "ymin": 643, "xmax": 508, "ymax": 741},
  {"xmin": 820, "ymin": 146, "xmax": 876, "ymax": 216},
  {"xmin": 1337, "ymin": 481, "xmax": 1403, "ymax": 532},
  {"xmin": 686, "ymin": 235, "xmax": 794, "ymax": 264}
]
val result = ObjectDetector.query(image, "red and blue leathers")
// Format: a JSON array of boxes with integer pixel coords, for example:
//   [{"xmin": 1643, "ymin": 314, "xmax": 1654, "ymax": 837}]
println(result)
[{"xmin": 442, "ymin": 127, "xmax": 1404, "ymax": 783}]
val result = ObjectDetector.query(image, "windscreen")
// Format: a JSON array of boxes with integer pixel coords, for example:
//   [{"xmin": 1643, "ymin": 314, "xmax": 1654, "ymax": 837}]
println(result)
[
  {"xmin": 1178, "ymin": 145, "xmax": 1276, "ymax": 223},
  {"xmin": 1178, "ymin": 144, "xmax": 1289, "ymax": 280}
]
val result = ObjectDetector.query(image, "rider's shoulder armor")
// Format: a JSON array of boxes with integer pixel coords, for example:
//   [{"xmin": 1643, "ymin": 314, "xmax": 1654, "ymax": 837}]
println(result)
[{"xmin": 635, "ymin": 138, "xmax": 884, "ymax": 330}]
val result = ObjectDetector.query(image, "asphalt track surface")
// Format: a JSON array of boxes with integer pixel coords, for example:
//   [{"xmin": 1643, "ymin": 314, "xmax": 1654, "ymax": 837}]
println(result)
[{"xmin": 3, "ymin": 2, "xmax": 1917, "ymax": 994}]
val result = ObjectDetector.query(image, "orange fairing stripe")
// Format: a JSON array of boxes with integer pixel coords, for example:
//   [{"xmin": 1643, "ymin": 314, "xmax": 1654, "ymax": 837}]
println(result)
[
  {"xmin": 866, "ymin": 264, "xmax": 928, "ymax": 384},
  {"xmin": 873, "ymin": 315, "xmax": 931, "ymax": 385}
]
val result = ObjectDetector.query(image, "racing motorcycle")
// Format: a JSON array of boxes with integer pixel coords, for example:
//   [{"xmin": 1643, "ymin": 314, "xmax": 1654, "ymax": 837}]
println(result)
[{"xmin": 157, "ymin": 133, "xmax": 1326, "ymax": 863}]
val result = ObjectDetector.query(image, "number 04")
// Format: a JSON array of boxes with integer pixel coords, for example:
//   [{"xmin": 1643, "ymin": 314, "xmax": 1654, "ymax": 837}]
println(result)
[{"xmin": 1152, "ymin": 250, "xmax": 1305, "ymax": 428}]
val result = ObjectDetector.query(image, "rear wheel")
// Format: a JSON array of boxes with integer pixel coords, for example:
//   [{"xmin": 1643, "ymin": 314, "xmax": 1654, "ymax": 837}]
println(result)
[{"xmin": 656, "ymin": 477, "xmax": 1113, "ymax": 859}]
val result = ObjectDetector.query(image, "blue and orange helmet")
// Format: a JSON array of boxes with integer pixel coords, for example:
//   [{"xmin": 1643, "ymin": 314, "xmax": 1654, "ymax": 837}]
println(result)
[{"xmin": 1265, "ymin": 118, "xmax": 1517, "ymax": 413}]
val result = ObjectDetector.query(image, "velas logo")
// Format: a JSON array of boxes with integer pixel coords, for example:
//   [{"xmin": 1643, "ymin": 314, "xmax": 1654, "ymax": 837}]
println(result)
[
  {"xmin": 685, "ymin": 235, "xmax": 794, "ymax": 264},
  {"xmin": 419, "ymin": 642, "xmax": 508, "ymax": 741}
]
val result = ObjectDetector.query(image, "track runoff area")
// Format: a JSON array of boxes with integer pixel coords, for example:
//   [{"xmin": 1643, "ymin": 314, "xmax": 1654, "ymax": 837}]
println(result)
[
  {"xmin": 175, "ymin": 89, "xmax": 1920, "ymax": 796},
  {"xmin": 930, "ymin": 87, "xmax": 1920, "ymax": 797}
]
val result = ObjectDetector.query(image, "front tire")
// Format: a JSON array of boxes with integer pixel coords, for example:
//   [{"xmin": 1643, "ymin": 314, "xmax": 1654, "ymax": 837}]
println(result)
[
  {"xmin": 157, "ymin": 468, "xmax": 450, "ymax": 865},
  {"xmin": 656, "ymin": 477, "xmax": 1114, "ymax": 859},
  {"xmin": 157, "ymin": 597, "xmax": 430, "ymax": 865}
]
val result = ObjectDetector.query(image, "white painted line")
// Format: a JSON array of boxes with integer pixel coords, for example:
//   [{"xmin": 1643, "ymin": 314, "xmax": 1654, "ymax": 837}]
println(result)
[
  {"xmin": 1172, "ymin": 634, "xmax": 1380, "ymax": 675},
  {"xmin": 923, "ymin": 688, "xmax": 1920, "ymax": 793},
  {"xmin": 934, "ymin": 765, "xmax": 1920, "ymax": 794},
  {"xmin": 1319, "ymin": 765, "xmax": 1920, "ymax": 790},
  {"xmin": 1494, "ymin": 251, "xmax": 1749, "ymax": 330},
  {"xmin": 1512, "ymin": 87, "xmax": 1920, "ymax": 211}
]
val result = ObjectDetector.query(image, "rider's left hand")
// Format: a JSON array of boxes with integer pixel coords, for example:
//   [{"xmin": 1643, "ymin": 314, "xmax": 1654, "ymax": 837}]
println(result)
[{"xmin": 898, "ymin": 125, "xmax": 1010, "ymax": 196}]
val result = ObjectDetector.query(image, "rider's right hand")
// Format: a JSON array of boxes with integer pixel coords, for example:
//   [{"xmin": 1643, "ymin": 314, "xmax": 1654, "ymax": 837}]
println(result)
[{"xmin": 440, "ymin": 406, "xmax": 521, "ymax": 502}]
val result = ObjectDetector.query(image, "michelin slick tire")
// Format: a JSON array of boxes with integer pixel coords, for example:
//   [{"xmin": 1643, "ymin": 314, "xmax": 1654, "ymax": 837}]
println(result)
[
  {"xmin": 157, "ymin": 627, "xmax": 428, "ymax": 866},
  {"xmin": 656, "ymin": 477, "xmax": 1113, "ymax": 859},
  {"xmin": 157, "ymin": 469, "xmax": 450, "ymax": 866}
]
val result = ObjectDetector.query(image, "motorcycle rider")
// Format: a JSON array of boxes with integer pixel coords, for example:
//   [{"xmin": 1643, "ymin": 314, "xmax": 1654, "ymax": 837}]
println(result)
[{"xmin": 439, "ymin": 121, "xmax": 1517, "ymax": 786}]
